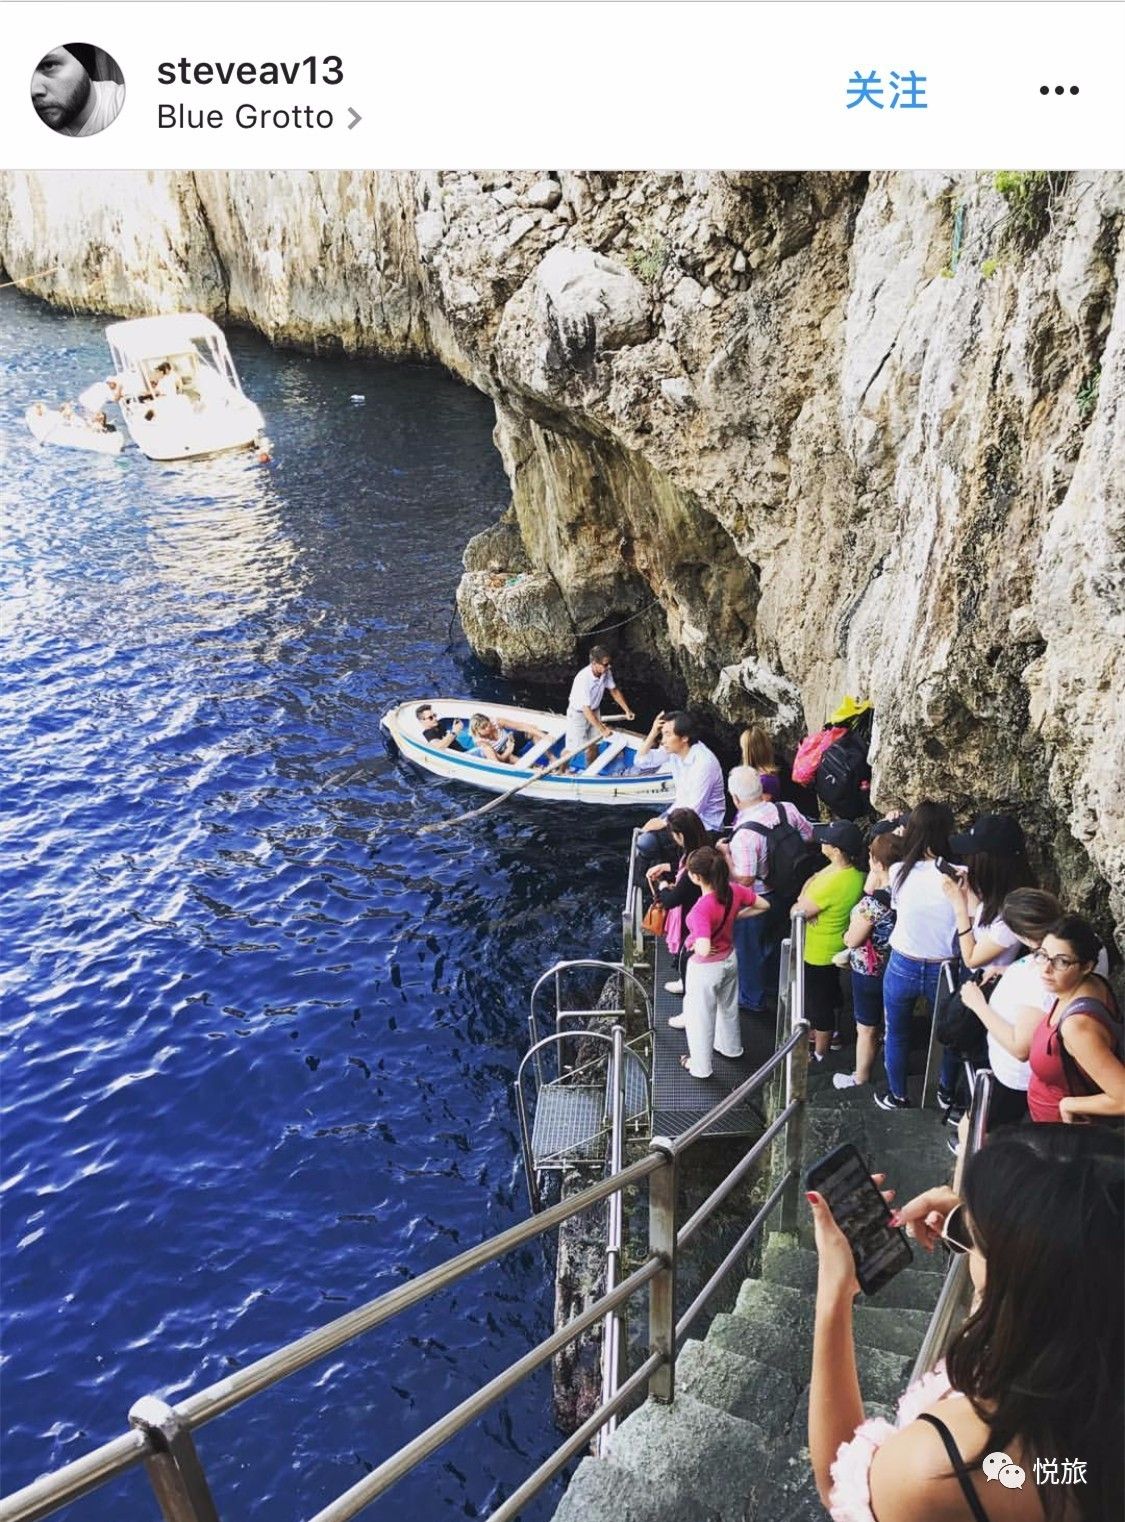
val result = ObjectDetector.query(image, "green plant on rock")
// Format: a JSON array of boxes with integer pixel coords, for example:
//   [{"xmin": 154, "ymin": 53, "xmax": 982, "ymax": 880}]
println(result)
[
  {"xmin": 1076, "ymin": 368, "xmax": 1100, "ymax": 421},
  {"xmin": 993, "ymin": 170, "xmax": 1066, "ymax": 249},
  {"xmin": 981, "ymin": 257, "xmax": 1000, "ymax": 279},
  {"xmin": 625, "ymin": 230, "xmax": 669, "ymax": 285}
]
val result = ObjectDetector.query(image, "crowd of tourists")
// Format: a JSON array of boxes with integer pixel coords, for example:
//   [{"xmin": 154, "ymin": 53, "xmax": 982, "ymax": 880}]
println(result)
[
  {"xmin": 634, "ymin": 706, "xmax": 1124, "ymax": 1129},
  {"xmin": 627, "ymin": 701, "xmax": 1122, "ymax": 1522}
]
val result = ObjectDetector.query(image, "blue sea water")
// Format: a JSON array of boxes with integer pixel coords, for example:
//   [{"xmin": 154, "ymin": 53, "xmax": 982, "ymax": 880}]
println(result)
[{"xmin": 0, "ymin": 289, "xmax": 637, "ymax": 1520}]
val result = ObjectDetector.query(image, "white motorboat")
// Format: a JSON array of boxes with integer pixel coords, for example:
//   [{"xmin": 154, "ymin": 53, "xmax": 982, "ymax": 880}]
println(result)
[
  {"xmin": 25, "ymin": 403, "xmax": 124, "ymax": 455},
  {"xmin": 105, "ymin": 313, "xmax": 270, "ymax": 461},
  {"xmin": 381, "ymin": 699, "xmax": 676, "ymax": 807}
]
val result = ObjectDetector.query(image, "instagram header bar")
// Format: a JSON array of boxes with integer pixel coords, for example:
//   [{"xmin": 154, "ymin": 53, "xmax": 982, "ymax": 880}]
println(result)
[{"xmin": 7, "ymin": 2, "xmax": 1125, "ymax": 169}]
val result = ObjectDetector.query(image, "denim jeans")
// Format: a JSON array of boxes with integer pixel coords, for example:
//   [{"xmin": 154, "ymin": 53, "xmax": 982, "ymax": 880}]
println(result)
[
  {"xmin": 635, "ymin": 827, "xmax": 678, "ymax": 872},
  {"xmin": 734, "ymin": 897, "xmax": 780, "ymax": 1010},
  {"xmin": 851, "ymin": 969, "xmax": 884, "ymax": 1027},
  {"xmin": 882, "ymin": 949, "xmax": 955, "ymax": 1099}
]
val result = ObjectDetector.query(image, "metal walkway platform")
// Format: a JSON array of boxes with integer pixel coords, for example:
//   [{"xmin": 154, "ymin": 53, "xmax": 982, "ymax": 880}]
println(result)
[
  {"xmin": 650, "ymin": 933, "xmax": 774, "ymax": 1139},
  {"xmin": 529, "ymin": 1051, "xmax": 649, "ymax": 1168}
]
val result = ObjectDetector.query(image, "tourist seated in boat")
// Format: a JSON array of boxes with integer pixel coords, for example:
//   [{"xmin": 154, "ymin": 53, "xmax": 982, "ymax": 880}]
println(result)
[
  {"xmin": 468, "ymin": 713, "xmax": 547, "ymax": 765},
  {"xmin": 416, "ymin": 704, "xmax": 467, "ymax": 751},
  {"xmin": 90, "ymin": 411, "xmax": 117, "ymax": 434},
  {"xmin": 153, "ymin": 362, "xmax": 182, "ymax": 399}
]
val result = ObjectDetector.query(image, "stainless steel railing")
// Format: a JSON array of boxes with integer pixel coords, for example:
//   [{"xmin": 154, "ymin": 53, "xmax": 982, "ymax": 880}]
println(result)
[
  {"xmin": 2, "ymin": 916, "xmax": 812, "ymax": 1522},
  {"xmin": 908, "ymin": 1067, "xmax": 995, "ymax": 1383}
]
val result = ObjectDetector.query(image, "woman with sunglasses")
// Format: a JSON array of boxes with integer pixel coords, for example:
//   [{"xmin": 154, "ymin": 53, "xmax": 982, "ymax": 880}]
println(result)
[
  {"xmin": 961, "ymin": 913, "xmax": 1124, "ymax": 1125},
  {"xmin": 807, "ymin": 1125, "xmax": 1123, "ymax": 1522}
]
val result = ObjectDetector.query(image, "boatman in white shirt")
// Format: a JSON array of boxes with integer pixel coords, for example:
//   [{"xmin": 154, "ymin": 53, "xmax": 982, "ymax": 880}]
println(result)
[
  {"xmin": 632, "ymin": 710, "xmax": 727, "ymax": 868},
  {"xmin": 565, "ymin": 645, "xmax": 635, "ymax": 767},
  {"xmin": 31, "ymin": 46, "xmax": 125, "ymax": 138},
  {"xmin": 77, "ymin": 376, "xmax": 124, "ymax": 418}
]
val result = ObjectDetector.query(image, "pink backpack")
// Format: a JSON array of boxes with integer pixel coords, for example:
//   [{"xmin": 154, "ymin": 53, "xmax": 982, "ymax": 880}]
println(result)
[{"xmin": 792, "ymin": 725, "xmax": 847, "ymax": 786}]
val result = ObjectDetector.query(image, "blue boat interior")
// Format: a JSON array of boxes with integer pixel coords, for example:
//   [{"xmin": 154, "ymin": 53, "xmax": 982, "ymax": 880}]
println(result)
[{"xmin": 449, "ymin": 725, "xmax": 642, "ymax": 776}]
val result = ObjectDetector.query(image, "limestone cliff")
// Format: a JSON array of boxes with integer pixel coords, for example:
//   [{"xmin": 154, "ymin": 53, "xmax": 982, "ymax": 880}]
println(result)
[{"xmin": 2, "ymin": 168, "xmax": 1122, "ymax": 938}]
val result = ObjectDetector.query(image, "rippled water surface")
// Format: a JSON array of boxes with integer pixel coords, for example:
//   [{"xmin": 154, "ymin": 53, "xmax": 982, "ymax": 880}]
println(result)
[{"xmin": 0, "ymin": 290, "xmax": 636, "ymax": 1519}]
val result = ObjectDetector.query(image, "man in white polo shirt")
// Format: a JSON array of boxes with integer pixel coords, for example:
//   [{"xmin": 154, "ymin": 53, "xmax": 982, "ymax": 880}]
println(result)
[
  {"xmin": 565, "ymin": 645, "xmax": 635, "ymax": 766},
  {"xmin": 632, "ymin": 710, "xmax": 726, "ymax": 867}
]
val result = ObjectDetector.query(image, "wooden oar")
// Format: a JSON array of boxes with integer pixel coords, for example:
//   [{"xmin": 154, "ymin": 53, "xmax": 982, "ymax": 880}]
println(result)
[{"xmin": 418, "ymin": 741, "xmax": 594, "ymax": 834}]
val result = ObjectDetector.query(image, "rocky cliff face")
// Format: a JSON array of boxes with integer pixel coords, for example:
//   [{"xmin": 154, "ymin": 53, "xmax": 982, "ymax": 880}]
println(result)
[{"xmin": 3, "ymin": 168, "xmax": 1122, "ymax": 937}]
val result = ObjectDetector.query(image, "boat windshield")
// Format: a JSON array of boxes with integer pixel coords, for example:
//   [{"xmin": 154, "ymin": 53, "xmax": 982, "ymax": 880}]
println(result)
[{"xmin": 110, "ymin": 334, "xmax": 243, "ymax": 396}]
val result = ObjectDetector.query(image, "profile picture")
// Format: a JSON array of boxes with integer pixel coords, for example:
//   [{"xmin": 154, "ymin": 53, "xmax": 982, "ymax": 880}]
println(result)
[{"xmin": 31, "ymin": 44, "xmax": 125, "ymax": 137}]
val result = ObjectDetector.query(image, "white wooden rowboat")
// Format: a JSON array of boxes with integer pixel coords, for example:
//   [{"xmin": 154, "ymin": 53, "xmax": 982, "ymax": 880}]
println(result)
[{"xmin": 381, "ymin": 699, "xmax": 676, "ymax": 807}]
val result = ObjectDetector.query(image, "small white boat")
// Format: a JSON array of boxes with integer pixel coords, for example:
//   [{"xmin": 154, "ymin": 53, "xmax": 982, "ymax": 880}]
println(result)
[
  {"xmin": 105, "ymin": 313, "xmax": 269, "ymax": 461},
  {"xmin": 381, "ymin": 699, "xmax": 676, "ymax": 807},
  {"xmin": 25, "ymin": 403, "xmax": 124, "ymax": 455}
]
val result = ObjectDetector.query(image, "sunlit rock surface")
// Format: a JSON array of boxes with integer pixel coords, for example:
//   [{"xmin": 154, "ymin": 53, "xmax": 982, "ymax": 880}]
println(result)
[{"xmin": 3, "ymin": 168, "xmax": 1121, "ymax": 935}]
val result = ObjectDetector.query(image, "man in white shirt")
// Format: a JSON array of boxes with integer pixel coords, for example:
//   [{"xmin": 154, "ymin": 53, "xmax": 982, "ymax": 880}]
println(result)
[
  {"xmin": 565, "ymin": 645, "xmax": 634, "ymax": 765},
  {"xmin": 720, "ymin": 766, "xmax": 815, "ymax": 1013},
  {"xmin": 31, "ymin": 46, "xmax": 125, "ymax": 138},
  {"xmin": 633, "ymin": 710, "xmax": 726, "ymax": 867},
  {"xmin": 77, "ymin": 376, "xmax": 124, "ymax": 417}
]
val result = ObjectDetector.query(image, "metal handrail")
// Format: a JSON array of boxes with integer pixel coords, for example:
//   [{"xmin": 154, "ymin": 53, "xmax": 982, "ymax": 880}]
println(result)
[
  {"xmin": 908, "ymin": 1068, "xmax": 995, "ymax": 1383},
  {"xmin": 596, "ymin": 1025, "xmax": 627, "ymax": 1456},
  {"xmin": 529, "ymin": 958, "xmax": 653, "ymax": 1087},
  {"xmin": 513, "ymin": 1028, "xmax": 649, "ymax": 1212},
  {"xmin": 2, "ymin": 920, "xmax": 812, "ymax": 1522}
]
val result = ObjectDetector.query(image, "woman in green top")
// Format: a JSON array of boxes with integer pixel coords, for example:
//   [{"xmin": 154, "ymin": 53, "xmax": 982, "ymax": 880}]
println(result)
[{"xmin": 795, "ymin": 820, "xmax": 866, "ymax": 1061}]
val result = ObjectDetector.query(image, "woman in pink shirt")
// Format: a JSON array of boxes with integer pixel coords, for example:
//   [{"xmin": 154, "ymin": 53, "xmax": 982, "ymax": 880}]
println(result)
[{"xmin": 675, "ymin": 846, "xmax": 767, "ymax": 1079}]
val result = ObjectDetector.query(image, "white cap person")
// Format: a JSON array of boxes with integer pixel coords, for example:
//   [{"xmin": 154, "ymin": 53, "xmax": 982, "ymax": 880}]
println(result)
[{"xmin": 565, "ymin": 645, "xmax": 634, "ymax": 766}]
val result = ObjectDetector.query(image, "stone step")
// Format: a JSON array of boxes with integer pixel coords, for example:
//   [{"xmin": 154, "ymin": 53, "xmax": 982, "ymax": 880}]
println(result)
[
  {"xmin": 605, "ymin": 1390, "xmax": 772, "ymax": 1521},
  {"xmin": 755, "ymin": 1445, "xmax": 825, "ymax": 1522},
  {"xmin": 676, "ymin": 1336, "xmax": 799, "ymax": 1438},
  {"xmin": 732, "ymin": 1278, "xmax": 932, "ymax": 1359},
  {"xmin": 760, "ymin": 1237, "xmax": 944, "ymax": 1310},
  {"xmin": 706, "ymin": 1310, "xmax": 912, "ymax": 1408},
  {"xmin": 551, "ymin": 1454, "xmax": 702, "ymax": 1522},
  {"xmin": 802, "ymin": 1101, "xmax": 954, "ymax": 1169}
]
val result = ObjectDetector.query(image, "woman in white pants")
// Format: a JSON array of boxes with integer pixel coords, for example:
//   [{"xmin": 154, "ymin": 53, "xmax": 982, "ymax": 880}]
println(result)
[{"xmin": 676, "ymin": 846, "xmax": 768, "ymax": 1078}]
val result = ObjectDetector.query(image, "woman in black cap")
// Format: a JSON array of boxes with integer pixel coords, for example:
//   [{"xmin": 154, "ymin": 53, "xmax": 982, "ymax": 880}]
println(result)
[
  {"xmin": 793, "ymin": 820, "xmax": 866, "ymax": 1061},
  {"xmin": 941, "ymin": 813, "xmax": 1035, "ymax": 974}
]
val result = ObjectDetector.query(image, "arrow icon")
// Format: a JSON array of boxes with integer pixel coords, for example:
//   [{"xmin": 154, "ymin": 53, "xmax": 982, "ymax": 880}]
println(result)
[{"xmin": 347, "ymin": 107, "xmax": 361, "ymax": 130}]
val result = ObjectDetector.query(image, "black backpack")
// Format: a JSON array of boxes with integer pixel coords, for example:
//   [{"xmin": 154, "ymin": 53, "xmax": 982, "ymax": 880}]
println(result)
[
  {"xmin": 934, "ymin": 980, "xmax": 990, "ymax": 1068},
  {"xmin": 733, "ymin": 804, "xmax": 822, "ymax": 903},
  {"xmin": 815, "ymin": 730, "xmax": 872, "ymax": 820}
]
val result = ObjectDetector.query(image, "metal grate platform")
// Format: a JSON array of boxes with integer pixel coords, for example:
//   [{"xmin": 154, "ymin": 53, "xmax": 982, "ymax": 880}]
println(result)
[
  {"xmin": 650, "ymin": 934, "xmax": 774, "ymax": 1139},
  {"xmin": 531, "ymin": 1084, "xmax": 607, "ymax": 1166}
]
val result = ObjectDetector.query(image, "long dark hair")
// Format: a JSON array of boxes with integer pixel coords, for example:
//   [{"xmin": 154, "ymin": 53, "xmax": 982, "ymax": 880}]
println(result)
[
  {"xmin": 686, "ymin": 845, "xmax": 731, "ymax": 907},
  {"xmin": 895, "ymin": 800, "xmax": 954, "ymax": 885},
  {"xmin": 947, "ymin": 1126, "xmax": 1124, "ymax": 1521},
  {"xmin": 967, "ymin": 849, "xmax": 1035, "ymax": 926},
  {"xmin": 666, "ymin": 808, "xmax": 710, "ymax": 863}
]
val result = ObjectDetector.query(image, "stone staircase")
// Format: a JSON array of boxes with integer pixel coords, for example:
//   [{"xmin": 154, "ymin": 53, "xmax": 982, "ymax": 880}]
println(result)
[{"xmin": 551, "ymin": 1069, "xmax": 955, "ymax": 1522}]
